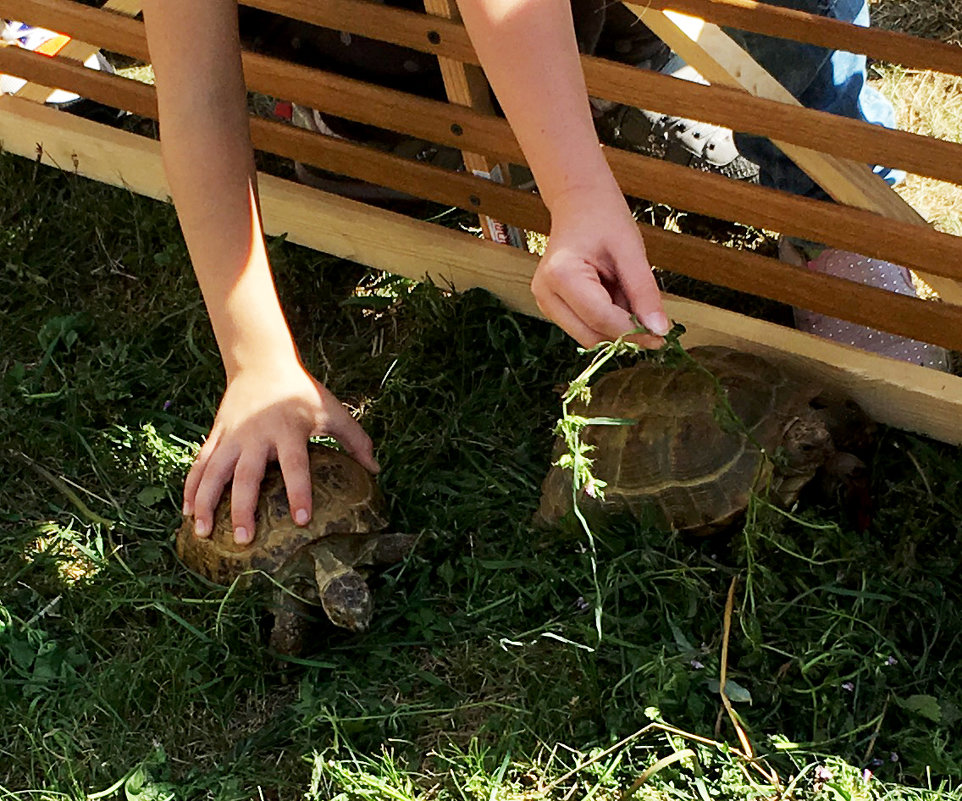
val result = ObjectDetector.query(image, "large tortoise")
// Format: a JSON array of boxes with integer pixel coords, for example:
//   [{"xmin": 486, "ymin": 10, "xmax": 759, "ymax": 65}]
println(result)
[
  {"xmin": 177, "ymin": 444, "xmax": 415, "ymax": 655},
  {"xmin": 536, "ymin": 346, "xmax": 869, "ymax": 534}
]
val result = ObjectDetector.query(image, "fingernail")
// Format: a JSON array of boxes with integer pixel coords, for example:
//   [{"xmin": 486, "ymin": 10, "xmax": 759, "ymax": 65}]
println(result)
[
  {"xmin": 194, "ymin": 518, "xmax": 210, "ymax": 537},
  {"xmin": 234, "ymin": 526, "xmax": 250, "ymax": 545},
  {"xmin": 182, "ymin": 501, "xmax": 192, "ymax": 517},
  {"xmin": 644, "ymin": 312, "xmax": 671, "ymax": 337},
  {"xmin": 294, "ymin": 508, "xmax": 310, "ymax": 526}
]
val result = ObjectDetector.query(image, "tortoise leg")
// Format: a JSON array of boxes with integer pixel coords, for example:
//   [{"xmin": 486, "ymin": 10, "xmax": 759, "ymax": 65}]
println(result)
[
  {"xmin": 368, "ymin": 532, "xmax": 418, "ymax": 565},
  {"xmin": 269, "ymin": 589, "xmax": 313, "ymax": 656},
  {"xmin": 270, "ymin": 550, "xmax": 321, "ymax": 656}
]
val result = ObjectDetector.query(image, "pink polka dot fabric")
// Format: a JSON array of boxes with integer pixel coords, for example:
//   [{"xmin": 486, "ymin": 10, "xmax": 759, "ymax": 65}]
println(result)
[{"xmin": 793, "ymin": 249, "xmax": 948, "ymax": 370}]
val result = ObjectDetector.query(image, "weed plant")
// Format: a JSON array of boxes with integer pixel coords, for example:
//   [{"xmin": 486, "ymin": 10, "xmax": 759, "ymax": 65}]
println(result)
[{"xmin": 2, "ymin": 144, "xmax": 962, "ymax": 801}]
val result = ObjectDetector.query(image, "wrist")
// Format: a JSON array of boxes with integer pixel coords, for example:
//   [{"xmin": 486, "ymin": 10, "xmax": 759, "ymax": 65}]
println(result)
[
  {"xmin": 208, "ymin": 291, "xmax": 302, "ymax": 380},
  {"xmin": 222, "ymin": 332, "xmax": 301, "ymax": 381},
  {"xmin": 545, "ymin": 170, "xmax": 628, "ymax": 221}
]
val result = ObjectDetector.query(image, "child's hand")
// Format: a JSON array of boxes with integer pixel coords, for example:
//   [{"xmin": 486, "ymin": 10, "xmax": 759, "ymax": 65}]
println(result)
[
  {"xmin": 531, "ymin": 184, "xmax": 669, "ymax": 348},
  {"xmin": 182, "ymin": 362, "xmax": 378, "ymax": 547}
]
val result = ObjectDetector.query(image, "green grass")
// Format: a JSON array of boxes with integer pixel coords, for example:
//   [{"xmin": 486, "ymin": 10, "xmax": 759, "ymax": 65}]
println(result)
[{"xmin": 3, "ymin": 146, "xmax": 962, "ymax": 801}]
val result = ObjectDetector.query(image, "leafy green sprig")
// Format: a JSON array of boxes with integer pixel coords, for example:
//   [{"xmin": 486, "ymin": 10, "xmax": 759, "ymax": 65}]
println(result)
[{"xmin": 553, "ymin": 322, "xmax": 688, "ymax": 643}]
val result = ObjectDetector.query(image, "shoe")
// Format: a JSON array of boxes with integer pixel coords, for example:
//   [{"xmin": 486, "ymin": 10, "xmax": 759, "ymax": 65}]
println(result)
[
  {"xmin": 595, "ymin": 56, "xmax": 760, "ymax": 181},
  {"xmin": 780, "ymin": 239, "xmax": 948, "ymax": 369},
  {"xmin": 598, "ymin": 104, "xmax": 761, "ymax": 181}
]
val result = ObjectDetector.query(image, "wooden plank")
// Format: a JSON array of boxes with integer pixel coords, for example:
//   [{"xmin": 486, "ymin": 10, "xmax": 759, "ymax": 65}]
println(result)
[
  {"xmin": 9, "ymin": 0, "xmax": 962, "ymax": 188},
  {"xmin": 627, "ymin": 6, "xmax": 962, "ymax": 305},
  {"xmin": 9, "ymin": 42, "xmax": 962, "ymax": 289},
  {"xmin": 242, "ymin": 0, "xmax": 478, "ymax": 64},
  {"xmin": 1, "ymin": 93, "xmax": 960, "ymax": 444},
  {"xmin": 422, "ymin": 0, "xmax": 523, "ymax": 246},
  {"xmin": 649, "ymin": 0, "xmax": 962, "ymax": 77}
]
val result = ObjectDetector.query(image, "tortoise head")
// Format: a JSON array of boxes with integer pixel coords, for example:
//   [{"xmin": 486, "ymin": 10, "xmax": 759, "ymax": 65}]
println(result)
[
  {"xmin": 771, "ymin": 414, "xmax": 834, "ymax": 507},
  {"xmin": 318, "ymin": 570, "xmax": 374, "ymax": 632}
]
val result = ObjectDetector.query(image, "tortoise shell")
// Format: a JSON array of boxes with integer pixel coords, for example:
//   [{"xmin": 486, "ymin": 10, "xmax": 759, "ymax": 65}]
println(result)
[
  {"xmin": 176, "ymin": 444, "xmax": 387, "ymax": 585},
  {"xmin": 536, "ymin": 346, "xmax": 832, "ymax": 533}
]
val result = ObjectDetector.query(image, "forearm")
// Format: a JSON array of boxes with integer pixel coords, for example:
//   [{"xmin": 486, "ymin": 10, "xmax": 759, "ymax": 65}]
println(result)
[
  {"xmin": 144, "ymin": 0, "xmax": 298, "ymax": 379},
  {"xmin": 456, "ymin": 0, "xmax": 617, "ymax": 208},
  {"xmin": 162, "ymin": 124, "xmax": 299, "ymax": 379}
]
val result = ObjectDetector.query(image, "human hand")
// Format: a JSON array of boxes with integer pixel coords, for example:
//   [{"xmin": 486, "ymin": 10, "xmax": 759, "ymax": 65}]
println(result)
[
  {"xmin": 531, "ymin": 183, "xmax": 669, "ymax": 348},
  {"xmin": 182, "ymin": 361, "xmax": 378, "ymax": 546}
]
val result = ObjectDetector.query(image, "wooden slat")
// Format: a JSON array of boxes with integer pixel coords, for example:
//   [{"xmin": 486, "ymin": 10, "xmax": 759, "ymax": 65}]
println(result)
[
  {"xmin": 251, "ymin": 116, "xmax": 550, "ymax": 230},
  {"xmin": 8, "ymin": 43, "xmax": 962, "ymax": 290},
  {"xmin": 2, "ymin": 93, "xmax": 961, "ymax": 445},
  {"xmin": 8, "ymin": 0, "xmax": 962, "ymax": 189},
  {"xmin": 242, "ymin": 0, "xmax": 478, "ymax": 64},
  {"xmin": 239, "ymin": 49, "xmax": 523, "ymax": 161},
  {"xmin": 651, "ymin": 0, "xmax": 962, "ymax": 77},
  {"xmin": 632, "ymin": 6, "xmax": 962, "ymax": 305}
]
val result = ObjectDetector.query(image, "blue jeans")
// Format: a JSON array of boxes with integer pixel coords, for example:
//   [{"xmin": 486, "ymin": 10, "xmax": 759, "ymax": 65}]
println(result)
[{"xmin": 727, "ymin": 0, "xmax": 904, "ymax": 198}]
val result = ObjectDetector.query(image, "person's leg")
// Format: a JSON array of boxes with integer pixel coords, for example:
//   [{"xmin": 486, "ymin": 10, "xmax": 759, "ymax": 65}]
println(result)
[
  {"xmin": 727, "ymin": 0, "xmax": 904, "ymax": 196},
  {"xmin": 729, "ymin": 0, "xmax": 944, "ymax": 368}
]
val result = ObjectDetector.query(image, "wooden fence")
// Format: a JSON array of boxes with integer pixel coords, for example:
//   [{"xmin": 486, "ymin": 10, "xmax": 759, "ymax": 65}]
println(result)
[{"xmin": 1, "ymin": 0, "xmax": 961, "ymax": 441}]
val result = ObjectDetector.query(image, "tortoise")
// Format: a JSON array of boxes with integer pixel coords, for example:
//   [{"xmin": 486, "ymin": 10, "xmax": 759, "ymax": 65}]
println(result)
[
  {"xmin": 535, "ymin": 346, "xmax": 871, "ymax": 534},
  {"xmin": 176, "ymin": 444, "xmax": 415, "ymax": 655}
]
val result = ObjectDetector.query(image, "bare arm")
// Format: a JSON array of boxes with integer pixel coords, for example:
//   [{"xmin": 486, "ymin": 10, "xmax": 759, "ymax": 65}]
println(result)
[
  {"xmin": 144, "ymin": 0, "xmax": 377, "ymax": 545},
  {"xmin": 456, "ymin": 0, "xmax": 669, "ymax": 345}
]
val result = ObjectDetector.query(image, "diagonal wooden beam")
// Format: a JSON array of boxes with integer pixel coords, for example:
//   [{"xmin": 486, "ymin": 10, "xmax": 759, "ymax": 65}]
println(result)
[{"xmin": 625, "ymin": 5, "xmax": 962, "ymax": 305}]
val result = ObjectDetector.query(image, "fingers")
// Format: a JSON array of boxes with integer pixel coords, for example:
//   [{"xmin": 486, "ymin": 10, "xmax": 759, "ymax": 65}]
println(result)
[
  {"xmin": 537, "ymin": 265, "xmax": 659, "ymax": 348},
  {"xmin": 229, "ymin": 450, "xmax": 268, "ymax": 545},
  {"xmin": 312, "ymin": 388, "xmax": 380, "ymax": 474},
  {"xmin": 534, "ymin": 289, "xmax": 609, "ymax": 348},
  {"xmin": 277, "ymin": 441, "xmax": 313, "ymax": 526},
  {"xmin": 188, "ymin": 442, "xmax": 238, "ymax": 540}
]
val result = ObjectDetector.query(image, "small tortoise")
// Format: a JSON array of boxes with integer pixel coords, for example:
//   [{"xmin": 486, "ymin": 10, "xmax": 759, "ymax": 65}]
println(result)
[
  {"xmin": 177, "ymin": 444, "xmax": 415, "ymax": 654},
  {"xmin": 536, "ymin": 346, "xmax": 870, "ymax": 534}
]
